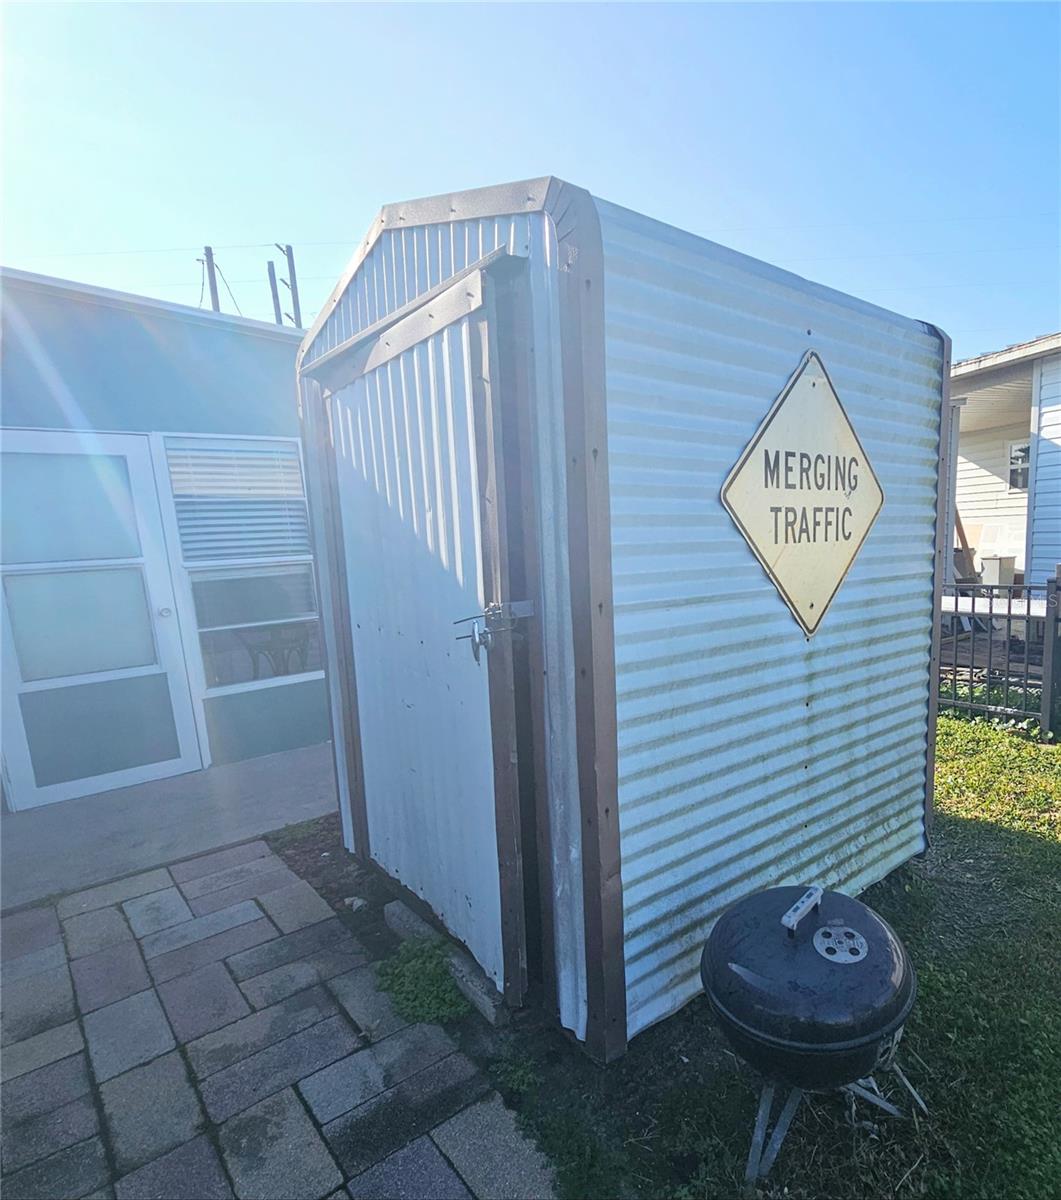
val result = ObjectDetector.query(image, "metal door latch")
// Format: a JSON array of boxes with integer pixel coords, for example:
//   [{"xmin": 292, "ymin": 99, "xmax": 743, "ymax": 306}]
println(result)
[
  {"xmin": 455, "ymin": 619, "xmax": 492, "ymax": 663},
  {"xmin": 454, "ymin": 601, "xmax": 534, "ymax": 662}
]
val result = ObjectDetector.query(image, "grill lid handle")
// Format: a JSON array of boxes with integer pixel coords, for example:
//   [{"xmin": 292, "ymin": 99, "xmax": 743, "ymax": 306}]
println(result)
[{"xmin": 780, "ymin": 886, "xmax": 823, "ymax": 938}]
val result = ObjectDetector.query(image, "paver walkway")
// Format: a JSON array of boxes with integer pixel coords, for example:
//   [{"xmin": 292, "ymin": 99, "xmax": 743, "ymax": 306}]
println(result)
[{"xmin": 0, "ymin": 839, "xmax": 556, "ymax": 1200}]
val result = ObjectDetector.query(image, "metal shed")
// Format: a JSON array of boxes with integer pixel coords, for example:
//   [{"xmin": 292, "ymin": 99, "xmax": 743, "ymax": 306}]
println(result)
[{"xmin": 297, "ymin": 178, "xmax": 950, "ymax": 1062}]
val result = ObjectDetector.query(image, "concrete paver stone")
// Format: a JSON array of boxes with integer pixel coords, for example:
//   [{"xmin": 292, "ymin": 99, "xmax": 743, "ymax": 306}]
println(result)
[
  {"xmin": 114, "ymin": 1134, "xmax": 233, "ymax": 1200},
  {"xmin": 2, "ymin": 942, "xmax": 69, "ymax": 985},
  {"xmin": 1, "ymin": 1021, "xmax": 83, "ymax": 1083},
  {"xmin": 1, "ymin": 906, "xmax": 62, "ymax": 961},
  {"xmin": 322, "ymin": 1052, "xmax": 488, "ymax": 1178},
  {"xmin": 256, "ymin": 879, "xmax": 335, "ymax": 933},
  {"xmin": 56, "ymin": 870, "xmax": 173, "ymax": 920},
  {"xmin": 239, "ymin": 943, "xmax": 365, "ymax": 1009},
  {"xmin": 121, "ymin": 888, "xmax": 192, "ymax": 937},
  {"xmin": 347, "ymin": 1136, "xmax": 472, "ymax": 1200},
  {"xmin": 1, "ymin": 1135, "xmax": 109, "ymax": 1200},
  {"xmin": 187, "ymin": 865, "xmax": 300, "ymax": 917},
  {"xmin": 1, "ymin": 839, "xmax": 566, "ymax": 1200},
  {"xmin": 224, "ymin": 917, "xmax": 351, "ymax": 982},
  {"xmin": 139, "ymin": 901, "xmax": 263, "ymax": 960},
  {"xmin": 0, "ymin": 1053, "xmax": 92, "ymax": 1126},
  {"xmin": 300, "ymin": 1024, "xmax": 455, "ymax": 1125},
  {"xmin": 1, "ymin": 1093, "xmax": 98, "ymax": 1175},
  {"xmin": 238, "ymin": 960, "xmax": 319, "ymax": 1010},
  {"xmin": 327, "ymin": 963, "xmax": 409, "ymax": 1042},
  {"xmin": 382, "ymin": 901, "xmax": 440, "ymax": 944},
  {"xmin": 431, "ymin": 1093, "xmax": 557, "ymax": 1200},
  {"xmin": 219, "ymin": 1088, "xmax": 343, "ymax": 1200},
  {"xmin": 146, "ymin": 917, "xmax": 276, "ymax": 985},
  {"xmin": 62, "ymin": 907, "xmax": 133, "ymax": 959},
  {"xmin": 169, "ymin": 840, "xmax": 271, "ymax": 885},
  {"xmin": 184, "ymin": 985, "xmax": 338, "ymax": 1080},
  {"xmin": 100, "ymin": 1051, "xmax": 205, "ymax": 1174},
  {"xmin": 298, "ymin": 1049, "xmax": 385, "ymax": 1125},
  {"xmin": 1, "ymin": 964, "xmax": 75, "ymax": 1046},
  {"xmin": 71, "ymin": 941, "xmax": 151, "ymax": 1014},
  {"xmin": 178, "ymin": 853, "xmax": 290, "ymax": 900},
  {"xmin": 200, "ymin": 1014, "xmax": 361, "ymax": 1123},
  {"xmin": 156, "ymin": 962, "xmax": 250, "ymax": 1043},
  {"xmin": 83, "ymin": 990, "xmax": 175, "ymax": 1083}
]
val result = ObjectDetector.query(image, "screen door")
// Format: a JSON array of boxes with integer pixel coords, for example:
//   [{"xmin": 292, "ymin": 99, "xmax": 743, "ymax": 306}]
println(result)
[{"xmin": 1, "ymin": 430, "xmax": 201, "ymax": 809}]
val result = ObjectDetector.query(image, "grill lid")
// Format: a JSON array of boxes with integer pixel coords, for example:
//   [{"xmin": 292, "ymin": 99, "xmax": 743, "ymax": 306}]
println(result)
[{"xmin": 700, "ymin": 885, "xmax": 915, "ymax": 1051}]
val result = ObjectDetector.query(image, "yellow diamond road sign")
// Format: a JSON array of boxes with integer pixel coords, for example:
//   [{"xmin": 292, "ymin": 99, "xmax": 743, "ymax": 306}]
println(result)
[{"xmin": 721, "ymin": 351, "xmax": 884, "ymax": 636}]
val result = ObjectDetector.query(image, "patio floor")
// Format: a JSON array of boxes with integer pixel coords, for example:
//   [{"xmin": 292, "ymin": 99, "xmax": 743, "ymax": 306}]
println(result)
[
  {"xmin": 2, "ymin": 743, "xmax": 338, "ymax": 912},
  {"xmin": 0, "ymin": 839, "xmax": 554, "ymax": 1200}
]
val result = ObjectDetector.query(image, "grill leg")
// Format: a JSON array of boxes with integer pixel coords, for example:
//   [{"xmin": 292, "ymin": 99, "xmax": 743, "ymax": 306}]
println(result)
[
  {"xmin": 744, "ymin": 1083, "xmax": 802, "ymax": 1187},
  {"xmin": 744, "ymin": 1082, "xmax": 775, "ymax": 1187},
  {"xmin": 891, "ymin": 1061, "xmax": 929, "ymax": 1115},
  {"xmin": 843, "ymin": 1079, "xmax": 903, "ymax": 1118},
  {"xmin": 758, "ymin": 1087, "xmax": 803, "ymax": 1179}
]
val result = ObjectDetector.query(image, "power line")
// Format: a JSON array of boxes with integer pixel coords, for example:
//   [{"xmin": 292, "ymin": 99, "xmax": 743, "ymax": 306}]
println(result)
[
  {"xmin": 213, "ymin": 261, "xmax": 243, "ymax": 316},
  {"xmin": 20, "ymin": 212, "xmax": 1059, "ymax": 260}
]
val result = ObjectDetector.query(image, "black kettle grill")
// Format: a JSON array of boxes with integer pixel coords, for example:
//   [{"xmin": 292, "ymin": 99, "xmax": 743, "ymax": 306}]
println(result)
[{"xmin": 700, "ymin": 885, "xmax": 925, "ymax": 1186}]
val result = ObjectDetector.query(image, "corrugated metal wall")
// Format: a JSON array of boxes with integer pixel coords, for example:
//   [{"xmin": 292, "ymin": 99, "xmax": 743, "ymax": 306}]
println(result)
[
  {"xmin": 328, "ymin": 316, "xmax": 506, "ymax": 985},
  {"xmin": 1029, "ymin": 353, "xmax": 1061, "ymax": 581},
  {"xmin": 303, "ymin": 216, "xmax": 544, "ymax": 364},
  {"xmin": 594, "ymin": 198, "xmax": 945, "ymax": 1038},
  {"xmin": 302, "ymin": 207, "xmax": 588, "ymax": 1034}
]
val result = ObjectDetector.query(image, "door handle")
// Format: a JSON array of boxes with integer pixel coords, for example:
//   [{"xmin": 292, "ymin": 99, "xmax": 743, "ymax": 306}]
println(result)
[{"xmin": 455, "ymin": 619, "xmax": 491, "ymax": 664}]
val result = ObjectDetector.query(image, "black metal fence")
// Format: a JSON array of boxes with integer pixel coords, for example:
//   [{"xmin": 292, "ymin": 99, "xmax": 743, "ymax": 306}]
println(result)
[{"xmin": 937, "ymin": 577, "xmax": 1060, "ymax": 736}]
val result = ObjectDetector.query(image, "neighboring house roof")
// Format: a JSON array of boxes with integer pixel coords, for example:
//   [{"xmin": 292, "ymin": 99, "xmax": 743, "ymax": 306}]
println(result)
[
  {"xmin": 0, "ymin": 267, "xmax": 303, "ymax": 342},
  {"xmin": 2, "ymin": 267, "xmax": 303, "ymax": 436},
  {"xmin": 953, "ymin": 331, "xmax": 1061, "ymax": 379}
]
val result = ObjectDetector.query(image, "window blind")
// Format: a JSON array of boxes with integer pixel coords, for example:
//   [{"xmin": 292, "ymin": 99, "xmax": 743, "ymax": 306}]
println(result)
[{"xmin": 165, "ymin": 440, "xmax": 311, "ymax": 562}]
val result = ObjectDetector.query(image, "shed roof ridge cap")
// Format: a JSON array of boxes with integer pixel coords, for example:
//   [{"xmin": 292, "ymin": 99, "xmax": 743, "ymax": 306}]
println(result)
[{"xmin": 297, "ymin": 175, "xmax": 593, "ymax": 368}]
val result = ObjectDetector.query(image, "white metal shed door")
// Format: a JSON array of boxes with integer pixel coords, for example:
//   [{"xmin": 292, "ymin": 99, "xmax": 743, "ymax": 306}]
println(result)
[{"xmin": 325, "ymin": 269, "xmax": 525, "ymax": 996}]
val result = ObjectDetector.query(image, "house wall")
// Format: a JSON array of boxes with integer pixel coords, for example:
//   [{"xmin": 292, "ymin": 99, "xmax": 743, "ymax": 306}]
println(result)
[
  {"xmin": 1028, "ymin": 353, "xmax": 1061, "ymax": 582},
  {"xmin": 2, "ymin": 275, "xmax": 301, "ymax": 435},
  {"xmin": 954, "ymin": 420, "xmax": 1030, "ymax": 571},
  {"xmin": 593, "ymin": 197, "xmax": 944, "ymax": 1039},
  {"xmin": 1, "ymin": 272, "xmax": 329, "ymax": 778}
]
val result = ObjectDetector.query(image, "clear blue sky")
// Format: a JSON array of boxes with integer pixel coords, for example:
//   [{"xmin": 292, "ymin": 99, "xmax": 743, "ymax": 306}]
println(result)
[{"xmin": 3, "ymin": 2, "xmax": 1058, "ymax": 360}]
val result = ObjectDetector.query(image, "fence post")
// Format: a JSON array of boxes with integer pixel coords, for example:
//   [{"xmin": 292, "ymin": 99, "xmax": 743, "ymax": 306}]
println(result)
[{"xmin": 1041, "ymin": 571, "xmax": 1060, "ymax": 738}]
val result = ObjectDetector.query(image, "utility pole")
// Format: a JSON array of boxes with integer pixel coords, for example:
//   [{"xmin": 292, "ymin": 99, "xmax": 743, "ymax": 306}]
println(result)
[
  {"xmin": 266, "ymin": 261, "xmax": 283, "ymax": 326},
  {"xmin": 275, "ymin": 243, "xmax": 302, "ymax": 328},
  {"xmin": 203, "ymin": 246, "xmax": 220, "ymax": 312}
]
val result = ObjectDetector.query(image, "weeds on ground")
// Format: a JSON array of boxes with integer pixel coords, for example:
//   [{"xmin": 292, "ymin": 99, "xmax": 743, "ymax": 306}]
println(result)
[
  {"xmin": 937, "ymin": 680, "xmax": 1054, "ymax": 741},
  {"xmin": 376, "ymin": 937, "xmax": 471, "ymax": 1024},
  {"xmin": 491, "ymin": 1052, "xmax": 542, "ymax": 1096}
]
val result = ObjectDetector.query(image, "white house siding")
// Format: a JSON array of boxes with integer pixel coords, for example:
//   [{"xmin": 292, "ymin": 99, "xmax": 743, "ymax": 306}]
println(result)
[
  {"xmin": 1029, "ymin": 353, "xmax": 1061, "ymax": 583},
  {"xmin": 954, "ymin": 421, "xmax": 1031, "ymax": 571}
]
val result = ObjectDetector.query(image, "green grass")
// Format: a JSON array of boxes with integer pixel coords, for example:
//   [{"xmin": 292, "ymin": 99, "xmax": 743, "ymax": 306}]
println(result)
[
  {"xmin": 376, "ymin": 937, "xmax": 471, "ymax": 1024},
  {"xmin": 501, "ymin": 716, "xmax": 1061, "ymax": 1200}
]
